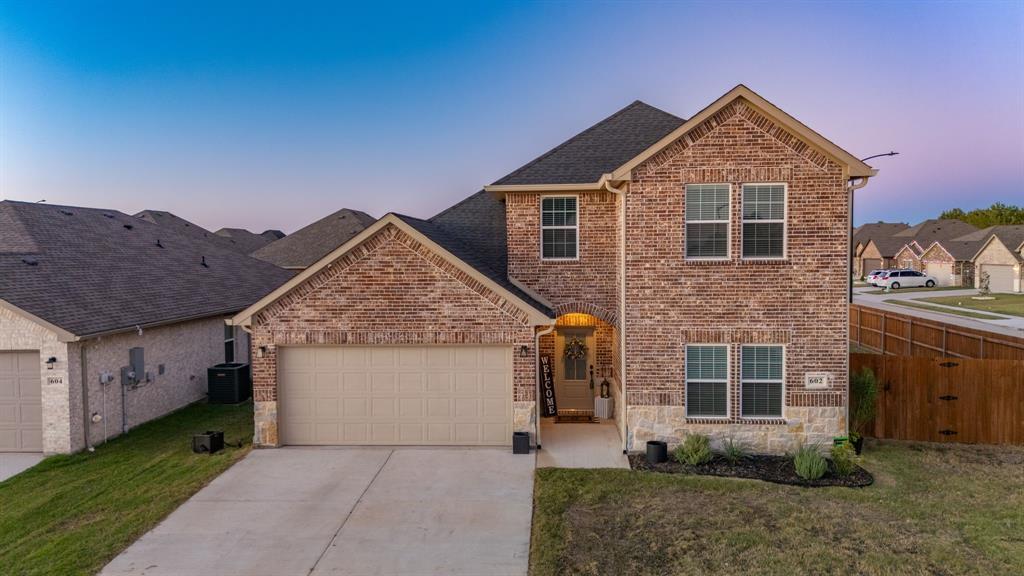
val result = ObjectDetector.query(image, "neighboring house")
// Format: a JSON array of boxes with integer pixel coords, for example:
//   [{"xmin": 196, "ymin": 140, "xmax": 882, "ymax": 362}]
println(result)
[
  {"xmin": 0, "ymin": 201, "xmax": 293, "ymax": 454},
  {"xmin": 919, "ymin": 239, "xmax": 982, "ymax": 287},
  {"xmin": 857, "ymin": 237, "xmax": 906, "ymax": 277},
  {"xmin": 214, "ymin": 228, "xmax": 286, "ymax": 254},
  {"xmin": 894, "ymin": 243, "xmax": 923, "ymax": 271},
  {"xmin": 852, "ymin": 222, "xmax": 908, "ymax": 278},
  {"xmin": 230, "ymin": 85, "xmax": 877, "ymax": 454},
  {"xmin": 965, "ymin": 225, "xmax": 1024, "ymax": 293},
  {"xmin": 252, "ymin": 208, "xmax": 376, "ymax": 270}
]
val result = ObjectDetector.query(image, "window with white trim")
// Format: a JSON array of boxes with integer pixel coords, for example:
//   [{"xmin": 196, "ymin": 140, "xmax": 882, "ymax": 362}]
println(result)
[
  {"xmin": 224, "ymin": 324, "xmax": 236, "ymax": 364},
  {"xmin": 742, "ymin": 184, "xmax": 786, "ymax": 259},
  {"xmin": 685, "ymin": 345, "xmax": 728, "ymax": 417},
  {"xmin": 541, "ymin": 196, "xmax": 578, "ymax": 259},
  {"xmin": 685, "ymin": 184, "xmax": 730, "ymax": 259},
  {"xmin": 741, "ymin": 345, "xmax": 783, "ymax": 417}
]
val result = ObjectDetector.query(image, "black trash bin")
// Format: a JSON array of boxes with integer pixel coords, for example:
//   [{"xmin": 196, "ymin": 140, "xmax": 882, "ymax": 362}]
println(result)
[
  {"xmin": 646, "ymin": 440, "xmax": 668, "ymax": 464},
  {"xmin": 208, "ymin": 363, "xmax": 251, "ymax": 404},
  {"xmin": 512, "ymin": 432, "xmax": 531, "ymax": 455}
]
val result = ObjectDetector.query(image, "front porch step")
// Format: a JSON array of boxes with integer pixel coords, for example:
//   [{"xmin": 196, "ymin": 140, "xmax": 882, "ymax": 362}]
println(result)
[{"xmin": 554, "ymin": 409, "xmax": 596, "ymax": 423}]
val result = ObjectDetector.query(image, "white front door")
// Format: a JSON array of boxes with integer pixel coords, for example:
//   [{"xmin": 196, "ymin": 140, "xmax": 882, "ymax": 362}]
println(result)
[{"xmin": 554, "ymin": 329, "xmax": 594, "ymax": 411}]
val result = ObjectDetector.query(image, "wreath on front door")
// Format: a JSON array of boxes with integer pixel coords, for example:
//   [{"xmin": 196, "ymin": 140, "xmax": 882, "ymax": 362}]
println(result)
[{"xmin": 564, "ymin": 336, "xmax": 588, "ymax": 360}]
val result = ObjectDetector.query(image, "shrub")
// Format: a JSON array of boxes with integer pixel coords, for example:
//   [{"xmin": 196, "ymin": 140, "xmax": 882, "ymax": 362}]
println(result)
[
  {"xmin": 675, "ymin": 434, "xmax": 712, "ymax": 466},
  {"xmin": 850, "ymin": 367, "xmax": 879, "ymax": 442},
  {"xmin": 793, "ymin": 444, "xmax": 828, "ymax": 480},
  {"xmin": 720, "ymin": 437, "xmax": 747, "ymax": 464},
  {"xmin": 830, "ymin": 443, "xmax": 857, "ymax": 477}
]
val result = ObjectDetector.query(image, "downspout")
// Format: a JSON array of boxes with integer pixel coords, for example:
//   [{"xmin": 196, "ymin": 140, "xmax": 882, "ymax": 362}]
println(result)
[
  {"xmin": 604, "ymin": 179, "xmax": 628, "ymax": 454},
  {"xmin": 534, "ymin": 323, "xmax": 555, "ymax": 449},
  {"xmin": 846, "ymin": 175, "xmax": 870, "ymax": 440},
  {"xmin": 80, "ymin": 341, "xmax": 92, "ymax": 452}
]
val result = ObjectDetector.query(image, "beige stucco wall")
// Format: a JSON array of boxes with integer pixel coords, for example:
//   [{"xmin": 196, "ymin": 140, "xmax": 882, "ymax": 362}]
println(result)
[
  {"xmin": 3, "ymin": 307, "xmax": 243, "ymax": 454},
  {"xmin": 973, "ymin": 239, "xmax": 1022, "ymax": 292},
  {"xmin": 0, "ymin": 306, "xmax": 72, "ymax": 454},
  {"xmin": 72, "ymin": 316, "xmax": 233, "ymax": 452}
]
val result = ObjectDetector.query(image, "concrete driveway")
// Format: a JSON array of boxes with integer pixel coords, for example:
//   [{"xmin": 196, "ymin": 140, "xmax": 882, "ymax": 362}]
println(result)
[
  {"xmin": 101, "ymin": 447, "xmax": 535, "ymax": 576},
  {"xmin": 0, "ymin": 453, "xmax": 44, "ymax": 482}
]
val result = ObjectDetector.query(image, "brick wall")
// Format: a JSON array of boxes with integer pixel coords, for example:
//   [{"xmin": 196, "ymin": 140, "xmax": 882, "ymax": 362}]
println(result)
[
  {"xmin": 506, "ymin": 191, "xmax": 619, "ymax": 324},
  {"xmin": 622, "ymin": 99, "xmax": 849, "ymax": 451},
  {"xmin": 248, "ymin": 224, "xmax": 536, "ymax": 446}
]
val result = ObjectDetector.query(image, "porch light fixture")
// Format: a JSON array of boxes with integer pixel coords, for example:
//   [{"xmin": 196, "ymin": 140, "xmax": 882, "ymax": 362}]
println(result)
[
  {"xmin": 518, "ymin": 345, "xmax": 530, "ymax": 358},
  {"xmin": 46, "ymin": 356, "xmax": 57, "ymax": 370}
]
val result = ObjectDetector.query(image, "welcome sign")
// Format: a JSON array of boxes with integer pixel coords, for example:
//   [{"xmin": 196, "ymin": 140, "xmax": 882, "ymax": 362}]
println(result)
[{"xmin": 539, "ymin": 354, "xmax": 557, "ymax": 417}]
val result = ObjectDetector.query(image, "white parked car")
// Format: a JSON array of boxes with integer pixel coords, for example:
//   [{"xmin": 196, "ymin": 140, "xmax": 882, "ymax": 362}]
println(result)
[
  {"xmin": 877, "ymin": 269, "xmax": 936, "ymax": 289},
  {"xmin": 865, "ymin": 269, "xmax": 889, "ymax": 286}
]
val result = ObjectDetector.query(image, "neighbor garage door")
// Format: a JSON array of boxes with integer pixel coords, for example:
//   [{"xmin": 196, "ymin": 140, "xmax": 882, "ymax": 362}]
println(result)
[
  {"xmin": 862, "ymin": 258, "xmax": 882, "ymax": 275},
  {"xmin": 981, "ymin": 264, "xmax": 1016, "ymax": 293},
  {"xmin": 279, "ymin": 346, "xmax": 512, "ymax": 446},
  {"xmin": 0, "ymin": 351, "xmax": 42, "ymax": 452},
  {"xmin": 926, "ymin": 262, "xmax": 955, "ymax": 286}
]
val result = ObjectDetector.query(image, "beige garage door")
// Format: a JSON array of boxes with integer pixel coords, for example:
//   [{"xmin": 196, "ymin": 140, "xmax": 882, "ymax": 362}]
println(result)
[
  {"xmin": 279, "ymin": 346, "xmax": 512, "ymax": 446},
  {"xmin": 0, "ymin": 351, "xmax": 42, "ymax": 452},
  {"xmin": 982, "ymin": 264, "xmax": 1016, "ymax": 293},
  {"xmin": 926, "ymin": 262, "xmax": 955, "ymax": 286}
]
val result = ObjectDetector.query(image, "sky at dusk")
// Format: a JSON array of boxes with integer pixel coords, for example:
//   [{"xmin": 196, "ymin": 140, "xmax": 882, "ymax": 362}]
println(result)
[{"xmin": 1, "ymin": 1, "xmax": 1022, "ymax": 233}]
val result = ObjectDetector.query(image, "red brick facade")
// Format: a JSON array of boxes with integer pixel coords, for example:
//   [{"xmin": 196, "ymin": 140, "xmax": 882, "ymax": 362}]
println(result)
[
  {"xmin": 250, "ymin": 224, "xmax": 537, "ymax": 409},
  {"xmin": 622, "ymin": 100, "xmax": 849, "ymax": 420}
]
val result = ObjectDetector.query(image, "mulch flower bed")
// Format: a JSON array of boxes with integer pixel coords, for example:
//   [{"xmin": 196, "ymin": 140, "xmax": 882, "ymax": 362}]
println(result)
[{"xmin": 628, "ymin": 453, "xmax": 874, "ymax": 488}]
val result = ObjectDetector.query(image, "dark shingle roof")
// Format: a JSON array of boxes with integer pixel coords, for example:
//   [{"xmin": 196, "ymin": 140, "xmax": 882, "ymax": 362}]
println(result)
[
  {"xmin": 852, "ymin": 222, "xmax": 909, "ymax": 251},
  {"xmin": 493, "ymin": 101, "xmax": 684, "ymax": 185},
  {"xmin": 894, "ymin": 219, "xmax": 979, "ymax": 247},
  {"xmin": 429, "ymin": 190, "xmax": 507, "ymax": 274},
  {"xmin": 1, "ymin": 201, "xmax": 294, "ymax": 337},
  {"xmin": 392, "ymin": 214, "xmax": 552, "ymax": 318},
  {"xmin": 214, "ymin": 228, "xmax": 283, "ymax": 254},
  {"xmin": 135, "ymin": 210, "xmax": 230, "ymax": 245},
  {"xmin": 252, "ymin": 208, "xmax": 377, "ymax": 268}
]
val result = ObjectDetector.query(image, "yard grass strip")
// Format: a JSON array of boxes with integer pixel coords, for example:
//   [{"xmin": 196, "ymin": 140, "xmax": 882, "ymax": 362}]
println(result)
[
  {"xmin": 0, "ymin": 401, "xmax": 253, "ymax": 576},
  {"xmin": 917, "ymin": 293, "xmax": 1024, "ymax": 318},
  {"xmin": 863, "ymin": 286, "xmax": 965, "ymax": 295},
  {"xmin": 882, "ymin": 298, "xmax": 1005, "ymax": 320},
  {"xmin": 530, "ymin": 441, "xmax": 1024, "ymax": 576}
]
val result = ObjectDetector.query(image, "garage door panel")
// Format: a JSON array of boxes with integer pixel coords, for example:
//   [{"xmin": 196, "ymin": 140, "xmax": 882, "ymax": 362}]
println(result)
[
  {"xmin": 279, "ymin": 346, "xmax": 512, "ymax": 446},
  {"xmin": 0, "ymin": 351, "xmax": 41, "ymax": 452},
  {"xmin": 982, "ymin": 265, "xmax": 1015, "ymax": 293}
]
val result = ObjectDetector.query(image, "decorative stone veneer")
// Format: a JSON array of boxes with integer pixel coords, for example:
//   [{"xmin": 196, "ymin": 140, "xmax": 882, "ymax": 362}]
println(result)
[
  {"xmin": 621, "ymin": 99, "xmax": 850, "ymax": 452},
  {"xmin": 627, "ymin": 405, "xmax": 844, "ymax": 454},
  {"xmin": 513, "ymin": 400, "xmax": 535, "ymax": 436},
  {"xmin": 248, "ymin": 224, "xmax": 537, "ymax": 447}
]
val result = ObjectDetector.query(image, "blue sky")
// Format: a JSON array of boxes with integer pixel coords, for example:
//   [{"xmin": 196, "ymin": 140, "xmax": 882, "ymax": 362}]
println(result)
[{"xmin": 1, "ymin": 1, "xmax": 1022, "ymax": 232}]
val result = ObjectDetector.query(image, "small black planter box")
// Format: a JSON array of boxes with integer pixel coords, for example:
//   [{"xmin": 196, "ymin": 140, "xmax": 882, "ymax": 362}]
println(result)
[
  {"xmin": 193, "ymin": 430, "xmax": 224, "ymax": 454},
  {"xmin": 646, "ymin": 440, "xmax": 668, "ymax": 464},
  {"xmin": 512, "ymin": 432, "xmax": 531, "ymax": 454},
  {"xmin": 208, "ymin": 363, "xmax": 251, "ymax": 404}
]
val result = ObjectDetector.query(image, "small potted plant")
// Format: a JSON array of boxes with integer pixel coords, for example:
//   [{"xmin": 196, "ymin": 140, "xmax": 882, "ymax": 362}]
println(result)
[{"xmin": 849, "ymin": 367, "xmax": 878, "ymax": 455}]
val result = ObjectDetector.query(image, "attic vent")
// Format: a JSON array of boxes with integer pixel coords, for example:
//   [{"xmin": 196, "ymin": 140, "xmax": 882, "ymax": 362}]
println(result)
[
  {"xmin": 201, "ymin": 256, "xmax": 209, "ymax": 268},
  {"xmin": 156, "ymin": 239, "xmax": 164, "ymax": 248},
  {"xmin": 123, "ymin": 224, "xmax": 134, "ymax": 230},
  {"xmin": 22, "ymin": 257, "xmax": 39, "ymax": 266},
  {"xmin": 103, "ymin": 213, "xmax": 115, "ymax": 218},
  {"xmin": 60, "ymin": 209, "xmax": 74, "ymax": 216}
]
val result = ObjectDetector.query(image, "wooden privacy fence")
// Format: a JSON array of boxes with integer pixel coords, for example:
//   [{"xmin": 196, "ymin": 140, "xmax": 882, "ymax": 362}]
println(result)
[
  {"xmin": 850, "ymin": 303, "xmax": 1024, "ymax": 360},
  {"xmin": 851, "ymin": 353, "xmax": 1024, "ymax": 445}
]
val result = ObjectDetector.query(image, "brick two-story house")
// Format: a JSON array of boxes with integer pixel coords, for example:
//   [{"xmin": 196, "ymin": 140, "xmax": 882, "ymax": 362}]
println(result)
[{"xmin": 230, "ymin": 85, "xmax": 876, "ymax": 454}]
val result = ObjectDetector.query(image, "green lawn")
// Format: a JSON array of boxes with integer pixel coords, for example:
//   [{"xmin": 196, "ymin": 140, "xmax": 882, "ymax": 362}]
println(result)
[
  {"xmin": 883, "ymin": 298, "xmax": 1006, "ymax": 320},
  {"xmin": 531, "ymin": 441, "xmax": 1024, "ymax": 576},
  {"xmin": 918, "ymin": 293, "xmax": 1024, "ymax": 318},
  {"xmin": 0, "ymin": 401, "xmax": 253, "ymax": 576},
  {"xmin": 863, "ymin": 285, "xmax": 964, "ymax": 295}
]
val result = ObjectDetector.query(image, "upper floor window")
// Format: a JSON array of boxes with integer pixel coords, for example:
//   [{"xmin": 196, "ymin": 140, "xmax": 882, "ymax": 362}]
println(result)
[
  {"xmin": 742, "ymin": 184, "xmax": 786, "ymax": 259},
  {"xmin": 541, "ymin": 196, "xmax": 578, "ymax": 260},
  {"xmin": 685, "ymin": 344, "xmax": 728, "ymax": 418},
  {"xmin": 685, "ymin": 184, "xmax": 730, "ymax": 259}
]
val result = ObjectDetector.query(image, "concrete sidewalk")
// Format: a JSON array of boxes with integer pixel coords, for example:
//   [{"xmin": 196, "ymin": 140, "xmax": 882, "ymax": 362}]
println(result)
[
  {"xmin": 853, "ymin": 287, "xmax": 1024, "ymax": 338},
  {"xmin": 101, "ymin": 447, "xmax": 535, "ymax": 576}
]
